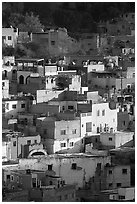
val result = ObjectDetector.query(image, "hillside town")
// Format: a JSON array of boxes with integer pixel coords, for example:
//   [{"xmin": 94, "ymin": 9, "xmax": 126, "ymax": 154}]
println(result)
[{"xmin": 2, "ymin": 2, "xmax": 135, "ymax": 202}]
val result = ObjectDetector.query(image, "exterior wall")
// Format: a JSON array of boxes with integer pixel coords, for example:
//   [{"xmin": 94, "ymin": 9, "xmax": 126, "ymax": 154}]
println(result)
[
  {"xmin": 2, "ymin": 28, "xmax": 18, "ymax": 47},
  {"xmin": 2, "ymin": 80, "xmax": 9, "ymax": 99},
  {"xmin": 69, "ymin": 75, "xmax": 81, "ymax": 92},
  {"xmin": 19, "ymin": 154, "xmax": 111, "ymax": 188},
  {"xmin": 91, "ymin": 103, "xmax": 117, "ymax": 134},
  {"xmin": 46, "ymin": 76, "xmax": 57, "ymax": 90},
  {"xmin": 115, "ymin": 78, "xmax": 135, "ymax": 90},
  {"xmin": 36, "ymin": 90, "xmax": 65, "ymax": 103},
  {"xmin": 89, "ymin": 76, "xmax": 116, "ymax": 90},
  {"xmin": 114, "ymin": 131, "xmax": 134, "ymax": 148},
  {"xmin": 2, "ymin": 65, "xmax": 13, "ymax": 80},
  {"xmin": 10, "ymin": 135, "xmax": 41, "ymax": 160},
  {"xmin": 80, "ymin": 112, "xmax": 92, "ymax": 137},
  {"xmin": 100, "ymin": 132, "xmax": 134, "ymax": 148},
  {"xmin": 126, "ymin": 67, "xmax": 135, "ymax": 79},
  {"xmin": 17, "ymin": 71, "xmax": 33, "ymax": 84},
  {"xmin": 3, "ymin": 99, "xmax": 28, "ymax": 119},
  {"xmin": 30, "ymin": 103, "xmax": 60, "ymax": 115},
  {"xmin": 106, "ymin": 165, "xmax": 130, "ymax": 189},
  {"xmin": 48, "ymin": 100, "xmax": 77, "ymax": 112},
  {"xmin": 117, "ymin": 112, "xmax": 130, "ymax": 131},
  {"xmin": 88, "ymin": 64, "xmax": 105, "ymax": 72},
  {"xmin": 45, "ymin": 65, "xmax": 58, "ymax": 76}
]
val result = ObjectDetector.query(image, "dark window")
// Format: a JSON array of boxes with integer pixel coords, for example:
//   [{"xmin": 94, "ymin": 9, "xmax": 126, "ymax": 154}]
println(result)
[
  {"xmin": 86, "ymin": 122, "xmax": 92, "ymax": 132},
  {"xmin": 71, "ymin": 163, "xmax": 77, "ymax": 170},
  {"xmin": 49, "ymin": 181, "xmax": 53, "ymax": 185},
  {"xmin": 59, "ymin": 196, "xmax": 62, "ymax": 201},
  {"xmin": 34, "ymin": 140, "xmax": 37, "ymax": 144},
  {"xmin": 97, "ymin": 110, "xmax": 100, "ymax": 116},
  {"xmin": 82, "ymin": 124, "xmax": 84, "ymax": 127},
  {"xmin": 109, "ymin": 170, "xmax": 112, "ymax": 174},
  {"xmin": 21, "ymin": 104, "xmax": 25, "ymax": 108},
  {"xmin": 51, "ymin": 41, "xmax": 55, "ymax": 45},
  {"xmin": 70, "ymin": 142, "xmax": 74, "ymax": 147},
  {"xmin": 19, "ymin": 75, "xmax": 24, "ymax": 84},
  {"xmin": 123, "ymin": 121, "xmax": 126, "ymax": 126},
  {"xmin": 97, "ymin": 163, "xmax": 101, "ymax": 169},
  {"xmin": 7, "ymin": 175, "xmax": 10, "ymax": 180},
  {"xmin": 61, "ymin": 130, "xmax": 66, "ymax": 135},
  {"xmin": 12, "ymin": 104, "xmax": 16, "ymax": 109},
  {"xmin": 72, "ymin": 129, "xmax": 76, "ymax": 134},
  {"xmin": 2, "ymin": 82, "xmax": 5, "ymax": 87},
  {"xmin": 8, "ymin": 36, "xmax": 12, "ymax": 40},
  {"xmin": 122, "ymin": 169, "xmax": 127, "ymax": 174},
  {"xmin": 102, "ymin": 110, "xmax": 105, "ymax": 116},
  {"xmin": 51, "ymin": 79, "xmax": 53, "ymax": 83},
  {"xmin": 27, "ymin": 140, "xmax": 31, "ymax": 145},
  {"xmin": 13, "ymin": 141, "xmax": 16, "ymax": 146},
  {"xmin": 109, "ymin": 137, "xmax": 112, "ymax": 141},
  {"xmin": 65, "ymin": 194, "xmax": 68, "ymax": 200},
  {"xmin": 44, "ymin": 129, "xmax": 47, "ymax": 134},
  {"xmin": 119, "ymin": 195, "xmax": 125, "ymax": 200},
  {"xmin": 48, "ymin": 164, "xmax": 52, "ymax": 171},
  {"xmin": 68, "ymin": 106, "xmax": 74, "ymax": 110},
  {"xmin": 61, "ymin": 143, "xmax": 66, "ymax": 147},
  {"xmin": 117, "ymin": 183, "xmax": 121, "ymax": 187},
  {"xmin": 2, "ymin": 36, "xmax": 6, "ymax": 40},
  {"xmin": 109, "ymin": 183, "xmax": 112, "ymax": 187}
]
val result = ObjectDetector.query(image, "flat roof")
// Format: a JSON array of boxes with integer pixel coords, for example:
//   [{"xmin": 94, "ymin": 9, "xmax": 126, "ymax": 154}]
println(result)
[{"xmin": 16, "ymin": 58, "xmax": 44, "ymax": 62}]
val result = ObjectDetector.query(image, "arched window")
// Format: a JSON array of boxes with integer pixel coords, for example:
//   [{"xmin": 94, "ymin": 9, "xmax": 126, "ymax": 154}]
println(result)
[
  {"xmin": 4, "ymin": 70, "xmax": 7, "ymax": 78},
  {"xmin": 26, "ymin": 76, "xmax": 30, "ymax": 84},
  {"xmin": 19, "ymin": 75, "xmax": 24, "ymax": 84}
]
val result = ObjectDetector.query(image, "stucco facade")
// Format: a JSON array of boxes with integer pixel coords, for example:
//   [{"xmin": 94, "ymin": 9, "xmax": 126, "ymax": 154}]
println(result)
[{"xmin": 19, "ymin": 153, "xmax": 111, "ymax": 188}]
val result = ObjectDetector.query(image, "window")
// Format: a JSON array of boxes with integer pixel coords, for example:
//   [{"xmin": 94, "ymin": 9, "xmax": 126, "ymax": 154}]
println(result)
[
  {"xmin": 44, "ymin": 129, "xmax": 47, "ymax": 134},
  {"xmin": 132, "ymin": 14, "xmax": 134, "ymax": 19},
  {"xmin": 27, "ymin": 140, "xmax": 31, "ymax": 145},
  {"xmin": 72, "ymin": 129, "xmax": 76, "ymax": 134},
  {"xmin": 122, "ymin": 169, "xmax": 127, "ymax": 174},
  {"xmin": 70, "ymin": 142, "xmax": 74, "ymax": 147},
  {"xmin": 68, "ymin": 106, "xmax": 74, "ymax": 110},
  {"xmin": 61, "ymin": 143, "xmax": 66, "ymax": 147},
  {"xmin": 65, "ymin": 194, "xmax": 68, "ymax": 200},
  {"xmin": 2, "ymin": 36, "xmax": 6, "ymax": 40},
  {"xmin": 123, "ymin": 121, "xmax": 126, "ymax": 126},
  {"xmin": 13, "ymin": 141, "xmax": 16, "ymax": 146},
  {"xmin": 59, "ymin": 196, "xmax": 62, "ymax": 201},
  {"xmin": 48, "ymin": 164, "xmax": 53, "ymax": 171},
  {"xmin": 7, "ymin": 175, "xmax": 10, "ymax": 180},
  {"xmin": 51, "ymin": 41, "xmax": 55, "ymax": 45},
  {"xmin": 109, "ymin": 137, "xmax": 112, "ymax": 141},
  {"xmin": 51, "ymin": 79, "xmax": 53, "ymax": 83},
  {"xmin": 61, "ymin": 130, "xmax": 66, "ymax": 135},
  {"xmin": 8, "ymin": 36, "xmax": 12, "ymax": 40},
  {"xmin": 21, "ymin": 104, "xmax": 25, "ymax": 108},
  {"xmin": 49, "ymin": 181, "xmax": 53, "ymax": 185},
  {"xmin": 97, "ymin": 163, "xmax": 101, "ymax": 169},
  {"xmin": 72, "ymin": 192, "xmax": 75, "ymax": 198},
  {"xmin": 109, "ymin": 170, "xmax": 112, "ymax": 174},
  {"xmin": 86, "ymin": 122, "xmax": 92, "ymax": 132},
  {"xmin": 102, "ymin": 110, "xmax": 105, "ymax": 116},
  {"xmin": 82, "ymin": 124, "xmax": 84, "ymax": 128},
  {"xmin": 12, "ymin": 104, "xmax": 16, "ymax": 109},
  {"xmin": 11, "ymin": 175, "xmax": 14, "ymax": 181},
  {"xmin": 2, "ymin": 82, "xmax": 5, "ymax": 87},
  {"xmin": 117, "ymin": 183, "xmax": 121, "ymax": 187},
  {"xmin": 71, "ymin": 163, "xmax": 77, "ymax": 170},
  {"xmin": 97, "ymin": 110, "xmax": 100, "ymax": 116},
  {"xmin": 109, "ymin": 183, "xmax": 112, "ymax": 187},
  {"xmin": 119, "ymin": 195, "xmax": 125, "ymax": 200},
  {"xmin": 34, "ymin": 140, "xmax": 37, "ymax": 144},
  {"xmin": 133, "ymin": 73, "xmax": 135, "ymax": 78}
]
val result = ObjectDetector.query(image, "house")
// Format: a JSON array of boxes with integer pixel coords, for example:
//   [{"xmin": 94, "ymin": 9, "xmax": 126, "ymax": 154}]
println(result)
[
  {"xmin": 2, "ymin": 95, "xmax": 33, "ymax": 119},
  {"xmin": 109, "ymin": 187, "xmax": 135, "ymax": 201},
  {"xmin": 99, "ymin": 131, "xmax": 134, "ymax": 149},
  {"xmin": 2, "ymin": 130, "xmax": 42, "ymax": 160},
  {"xmin": 19, "ymin": 153, "xmax": 111, "ymax": 188},
  {"xmin": 36, "ymin": 116, "xmax": 81, "ymax": 154},
  {"xmin": 104, "ymin": 164, "xmax": 131, "ymax": 189},
  {"xmin": 31, "ymin": 27, "xmax": 79, "ymax": 57},
  {"xmin": 28, "ymin": 184, "xmax": 76, "ymax": 202},
  {"xmin": 2, "ymin": 27, "xmax": 18, "ymax": 47},
  {"xmin": 2, "ymin": 80, "xmax": 9, "ymax": 99}
]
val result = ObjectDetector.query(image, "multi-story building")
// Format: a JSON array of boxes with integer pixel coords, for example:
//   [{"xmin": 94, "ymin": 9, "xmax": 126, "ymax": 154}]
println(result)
[
  {"xmin": 2, "ymin": 80, "xmax": 9, "ymax": 99},
  {"xmin": 2, "ymin": 27, "xmax": 18, "ymax": 47}
]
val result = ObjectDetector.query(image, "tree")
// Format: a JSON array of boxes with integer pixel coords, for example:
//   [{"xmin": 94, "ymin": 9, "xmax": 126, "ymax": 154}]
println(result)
[{"xmin": 9, "ymin": 12, "xmax": 44, "ymax": 33}]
